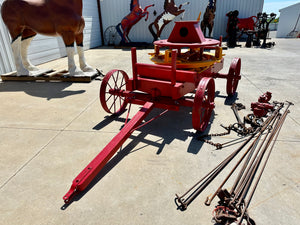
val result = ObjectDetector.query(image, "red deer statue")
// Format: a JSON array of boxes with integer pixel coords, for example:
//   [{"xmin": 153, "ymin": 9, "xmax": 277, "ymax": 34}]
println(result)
[{"xmin": 1, "ymin": 0, "xmax": 96, "ymax": 76}]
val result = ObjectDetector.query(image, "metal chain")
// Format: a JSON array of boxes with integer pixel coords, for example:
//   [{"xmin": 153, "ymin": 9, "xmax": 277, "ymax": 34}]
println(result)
[{"xmin": 197, "ymin": 126, "xmax": 232, "ymax": 149}]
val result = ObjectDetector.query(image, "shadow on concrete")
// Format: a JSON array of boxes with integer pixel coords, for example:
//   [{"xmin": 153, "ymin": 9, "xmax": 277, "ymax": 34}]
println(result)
[
  {"xmin": 215, "ymin": 90, "xmax": 240, "ymax": 105},
  {"xmin": 61, "ymin": 108, "xmax": 216, "ymax": 209},
  {"xmin": 0, "ymin": 81, "xmax": 85, "ymax": 100},
  {"xmin": 61, "ymin": 91, "xmax": 238, "ymax": 209},
  {"xmin": 93, "ymin": 106, "xmax": 213, "ymax": 155}
]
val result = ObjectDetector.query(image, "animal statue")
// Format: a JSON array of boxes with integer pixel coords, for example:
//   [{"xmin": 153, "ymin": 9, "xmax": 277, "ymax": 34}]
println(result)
[
  {"xmin": 148, "ymin": 0, "xmax": 190, "ymax": 41},
  {"xmin": 1, "ymin": 0, "xmax": 95, "ymax": 76},
  {"xmin": 256, "ymin": 12, "xmax": 276, "ymax": 48},
  {"xmin": 226, "ymin": 10, "xmax": 239, "ymax": 47},
  {"xmin": 116, "ymin": 0, "xmax": 154, "ymax": 43},
  {"xmin": 200, "ymin": 0, "xmax": 216, "ymax": 37}
]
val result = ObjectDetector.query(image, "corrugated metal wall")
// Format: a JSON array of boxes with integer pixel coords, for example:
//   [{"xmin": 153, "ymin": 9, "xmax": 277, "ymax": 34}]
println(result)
[
  {"xmin": 0, "ymin": 0, "xmax": 15, "ymax": 74},
  {"xmin": 0, "ymin": 0, "xmax": 102, "ymax": 74},
  {"xmin": 100, "ymin": 0, "xmax": 264, "ymax": 42}
]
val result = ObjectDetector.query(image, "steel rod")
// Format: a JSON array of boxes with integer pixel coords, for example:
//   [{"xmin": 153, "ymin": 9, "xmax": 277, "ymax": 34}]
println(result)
[
  {"xmin": 236, "ymin": 103, "xmax": 291, "ymax": 224},
  {"xmin": 175, "ymin": 130, "xmax": 257, "ymax": 209},
  {"xmin": 230, "ymin": 105, "xmax": 282, "ymax": 199},
  {"xmin": 232, "ymin": 122, "xmax": 274, "ymax": 203},
  {"xmin": 205, "ymin": 132, "xmax": 261, "ymax": 206}
]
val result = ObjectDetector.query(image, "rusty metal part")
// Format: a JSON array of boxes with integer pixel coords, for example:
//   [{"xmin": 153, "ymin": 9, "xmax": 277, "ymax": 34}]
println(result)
[
  {"xmin": 175, "ymin": 130, "xmax": 258, "ymax": 210},
  {"xmin": 231, "ymin": 103, "xmax": 257, "ymax": 136},
  {"xmin": 244, "ymin": 114, "xmax": 263, "ymax": 127},
  {"xmin": 175, "ymin": 99, "xmax": 290, "ymax": 225},
  {"xmin": 228, "ymin": 104, "xmax": 282, "ymax": 204},
  {"xmin": 204, "ymin": 106, "xmax": 282, "ymax": 206},
  {"xmin": 231, "ymin": 103, "xmax": 244, "ymax": 126},
  {"xmin": 197, "ymin": 127, "xmax": 231, "ymax": 149},
  {"xmin": 213, "ymin": 101, "xmax": 290, "ymax": 225},
  {"xmin": 213, "ymin": 206, "xmax": 239, "ymax": 224},
  {"xmin": 199, "ymin": 139, "xmax": 223, "ymax": 149},
  {"xmin": 204, "ymin": 131, "xmax": 263, "ymax": 206},
  {"xmin": 236, "ymin": 102, "xmax": 292, "ymax": 225}
]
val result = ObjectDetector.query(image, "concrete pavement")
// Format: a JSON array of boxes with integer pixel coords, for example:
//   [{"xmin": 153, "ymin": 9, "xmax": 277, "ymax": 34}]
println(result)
[{"xmin": 0, "ymin": 37, "xmax": 299, "ymax": 225}]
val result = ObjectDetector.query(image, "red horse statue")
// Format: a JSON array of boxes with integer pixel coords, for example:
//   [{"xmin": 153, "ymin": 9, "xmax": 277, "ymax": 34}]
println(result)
[
  {"xmin": 116, "ymin": 0, "xmax": 154, "ymax": 43},
  {"xmin": 148, "ymin": 0, "xmax": 190, "ymax": 41},
  {"xmin": 1, "ymin": 0, "xmax": 95, "ymax": 76}
]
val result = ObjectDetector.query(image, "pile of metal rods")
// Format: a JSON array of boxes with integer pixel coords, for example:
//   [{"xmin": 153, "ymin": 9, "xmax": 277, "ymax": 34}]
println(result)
[{"xmin": 175, "ymin": 101, "xmax": 293, "ymax": 225}]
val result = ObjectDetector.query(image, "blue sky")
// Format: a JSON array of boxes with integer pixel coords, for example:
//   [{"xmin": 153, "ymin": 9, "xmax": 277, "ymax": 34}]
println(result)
[{"xmin": 263, "ymin": 0, "xmax": 299, "ymax": 15}]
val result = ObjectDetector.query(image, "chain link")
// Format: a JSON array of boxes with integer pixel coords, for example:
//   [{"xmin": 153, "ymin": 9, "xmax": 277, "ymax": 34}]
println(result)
[{"xmin": 197, "ymin": 126, "xmax": 232, "ymax": 149}]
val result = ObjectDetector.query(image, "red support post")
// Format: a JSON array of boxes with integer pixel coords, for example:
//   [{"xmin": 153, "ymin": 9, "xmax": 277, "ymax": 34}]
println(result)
[
  {"xmin": 131, "ymin": 47, "xmax": 138, "ymax": 90},
  {"xmin": 171, "ymin": 49, "xmax": 177, "ymax": 86}
]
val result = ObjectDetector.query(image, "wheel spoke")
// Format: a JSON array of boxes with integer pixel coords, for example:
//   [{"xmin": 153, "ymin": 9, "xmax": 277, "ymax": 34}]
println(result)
[
  {"xmin": 112, "ymin": 73, "xmax": 117, "ymax": 89},
  {"xmin": 105, "ymin": 92, "xmax": 113, "ymax": 102},
  {"xmin": 107, "ymin": 81, "xmax": 113, "ymax": 90},
  {"xmin": 108, "ymin": 94, "xmax": 117, "ymax": 112}
]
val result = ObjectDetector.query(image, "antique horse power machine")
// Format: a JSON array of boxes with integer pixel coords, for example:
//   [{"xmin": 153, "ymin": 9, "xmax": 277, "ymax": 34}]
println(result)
[{"xmin": 63, "ymin": 19, "xmax": 242, "ymax": 203}]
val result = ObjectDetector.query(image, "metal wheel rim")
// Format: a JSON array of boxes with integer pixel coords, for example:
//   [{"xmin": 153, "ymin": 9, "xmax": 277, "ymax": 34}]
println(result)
[
  {"xmin": 226, "ymin": 57, "xmax": 241, "ymax": 96},
  {"xmin": 100, "ymin": 69, "xmax": 129, "ymax": 115},
  {"xmin": 192, "ymin": 77, "xmax": 215, "ymax": 132},
  {"xmin": 104, "ymin": 26, "xmax": 121, "ymax": 46}
]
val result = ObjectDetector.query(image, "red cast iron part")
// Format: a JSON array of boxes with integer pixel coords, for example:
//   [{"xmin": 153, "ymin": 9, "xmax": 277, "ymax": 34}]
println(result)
[
  {"xmin": 258, "ymin": 91, "xmax": 272, "ymax": 103},
  {"xmin": 251, "ymin": 92, "xmax": 274, "ymax": 117}
]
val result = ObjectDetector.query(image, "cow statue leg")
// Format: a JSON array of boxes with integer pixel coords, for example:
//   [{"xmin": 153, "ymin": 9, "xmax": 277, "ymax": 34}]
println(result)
[
  {"xmin": 21, "ymin": 29, "xmax": 39, "ymax": 71},
  {"xmin": 11, "ymin": 36, "xmax": 30, "ymax": 76},
  {"xmin": 65, "ymin": 45, "xmax": 84, "ymax": 76},
  {"xmin": 61, "ymin": 31, "xmax": 84, "ymax": 76},
  {"xmin": 75, "ymin": 33, "xmax": 96, "ymax": 73}
]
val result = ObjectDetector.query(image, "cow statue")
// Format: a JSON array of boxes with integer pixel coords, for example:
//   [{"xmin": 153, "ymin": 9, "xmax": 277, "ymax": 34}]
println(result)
[{"xmin": 1, "ymin": 0, "xmax": 96, "ymax": 76}]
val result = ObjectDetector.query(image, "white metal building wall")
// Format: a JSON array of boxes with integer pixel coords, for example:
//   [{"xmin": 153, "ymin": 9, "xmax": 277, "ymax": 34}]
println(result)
[
  {"xmin": 100, "ymin": 0, "xmax": 264, "ymax": 42},
  {"xmin": 277, "ymin": 3, "xmax": 300, "ymax": 38},
  {"xmin": 0, "ymin": 0, "xmax": 102, "ymax": 74},
  {"xmin": 0, "ymin": 0, "xmax": 15, "ymax": 74}
]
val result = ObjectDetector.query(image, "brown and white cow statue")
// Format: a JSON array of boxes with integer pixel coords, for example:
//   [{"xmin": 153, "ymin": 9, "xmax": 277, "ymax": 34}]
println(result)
[{"xmin": 1, "ymin": 0, "xmax": 96, "ymax": 76}]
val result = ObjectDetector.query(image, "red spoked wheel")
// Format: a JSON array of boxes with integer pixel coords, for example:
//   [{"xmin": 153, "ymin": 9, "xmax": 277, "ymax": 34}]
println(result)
[
  {"xmin": 192, "ymin": 77, "xmax": 215, "ymax": 132},
  {"xmin": 100, "ymin": 69, "xmax": 129, "ymax": 115},
  {"xmin": 226, "ymin": 57, "xmax": 241, "ymax": 96}
]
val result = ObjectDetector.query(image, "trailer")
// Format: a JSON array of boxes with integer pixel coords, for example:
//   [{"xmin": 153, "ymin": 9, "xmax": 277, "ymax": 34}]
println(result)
[{"xmin": 63, "ymin": 19, "xmax": 241, "ymax": 203}]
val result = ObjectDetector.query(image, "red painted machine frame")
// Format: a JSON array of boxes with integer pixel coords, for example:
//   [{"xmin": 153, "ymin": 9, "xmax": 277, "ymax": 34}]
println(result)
[{"xmin": 63, "ymin": 21, "xmax": 242, "ymax": 204}]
